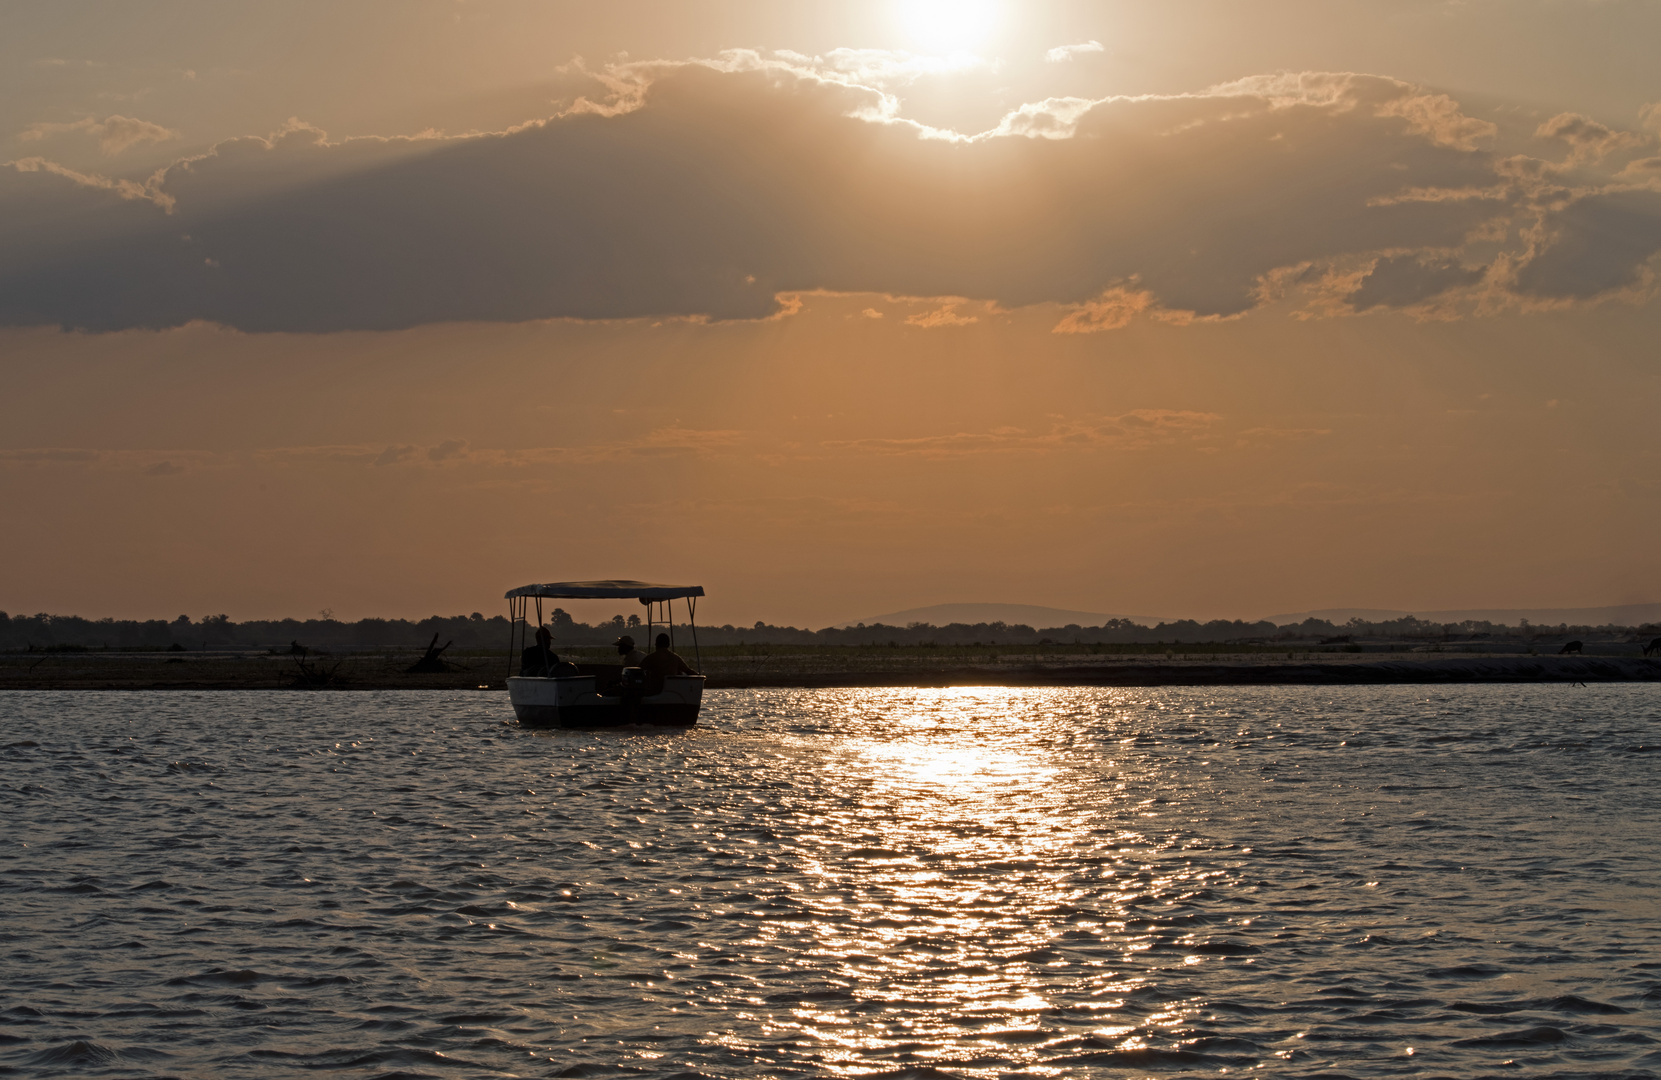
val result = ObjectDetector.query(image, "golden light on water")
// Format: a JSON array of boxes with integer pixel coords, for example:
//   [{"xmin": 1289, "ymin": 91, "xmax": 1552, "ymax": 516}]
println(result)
[{"xmin": 711, "ymin": 688, "xmax": 1209, "ymax": 1074}]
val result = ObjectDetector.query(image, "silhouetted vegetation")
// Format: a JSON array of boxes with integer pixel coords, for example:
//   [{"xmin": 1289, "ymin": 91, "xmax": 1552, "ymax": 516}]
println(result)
[{"xmin": 2, "ymin": 608, "xmax": 1656, "ymax": 653}]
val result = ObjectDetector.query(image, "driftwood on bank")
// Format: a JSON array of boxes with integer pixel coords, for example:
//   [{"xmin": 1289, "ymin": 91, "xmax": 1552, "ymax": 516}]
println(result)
[
  {"xmin": 291, "ymin": 655, "xmax": 344, "ymax": 688},
  {"xmin": 406, "ymin": 634, "xmax": 455, "ymax": 673}
]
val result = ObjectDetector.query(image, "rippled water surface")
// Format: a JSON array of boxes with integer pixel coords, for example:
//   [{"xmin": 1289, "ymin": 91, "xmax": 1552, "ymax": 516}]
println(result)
[{"xmin": 2, "ymin": 686, "xmax": 1659, "ymax": 1078}]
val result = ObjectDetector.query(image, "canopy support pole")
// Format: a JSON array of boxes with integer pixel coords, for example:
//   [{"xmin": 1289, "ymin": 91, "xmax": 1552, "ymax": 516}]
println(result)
[
  {"xmin": 688, "ymin": 596, "xmax": 701, "ymax": 671},
  {"xmin": 505, "ymin": 595, "xmax": 519, "ymax": 684}
]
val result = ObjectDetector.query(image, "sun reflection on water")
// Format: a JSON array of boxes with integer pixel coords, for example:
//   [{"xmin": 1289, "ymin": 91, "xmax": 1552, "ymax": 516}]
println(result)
[{"xmin": 731, "ymin": 688, "xmax": 1187, "ymax": 1075}]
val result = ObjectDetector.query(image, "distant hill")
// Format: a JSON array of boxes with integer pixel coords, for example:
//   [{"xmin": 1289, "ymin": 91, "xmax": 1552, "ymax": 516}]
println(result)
[
  {"xmin": 1263, "ymin": 602, "xmax": 1661, "ymax": 627},
  {"xmin": 833, "ymin": 602, "xmax": 1165, "ymax": 629}
]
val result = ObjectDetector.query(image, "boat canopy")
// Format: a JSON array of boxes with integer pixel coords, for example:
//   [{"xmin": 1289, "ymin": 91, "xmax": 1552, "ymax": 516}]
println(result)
[{"xmin": 504, "ymin": 580, "xmax": 705, "ymax": 601}]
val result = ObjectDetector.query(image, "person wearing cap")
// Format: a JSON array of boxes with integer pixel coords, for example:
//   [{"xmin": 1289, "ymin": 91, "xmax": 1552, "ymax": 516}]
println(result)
[
  {"xmin": 520, "ymin": 625, "xmax": 559, "ymax": 676},
  {"xmin": 614, "ymin": 634, "xmax": 646, "ymax": 667}
]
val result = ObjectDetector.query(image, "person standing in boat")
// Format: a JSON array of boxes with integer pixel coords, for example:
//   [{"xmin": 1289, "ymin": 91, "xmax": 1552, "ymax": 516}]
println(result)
[
  {"xmin": 520, "ymin": 625, "xmax": 559, "ymax": 676},
  {"xmin": 614, "ymin": 634, "xmax": 646, "ymax": 667},
  {"xmin": 639, "ymin": 632, "xmax": 698, "ymax": 693}
]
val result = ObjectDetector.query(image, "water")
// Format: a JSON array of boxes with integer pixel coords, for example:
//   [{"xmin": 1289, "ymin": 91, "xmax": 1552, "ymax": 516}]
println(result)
[{"xmin": 1, "ymin": 686, "xmax": 1658, "ymax": 1079}]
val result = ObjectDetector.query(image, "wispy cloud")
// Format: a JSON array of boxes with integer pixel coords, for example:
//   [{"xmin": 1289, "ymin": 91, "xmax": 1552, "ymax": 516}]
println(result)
[
  {"xmin": 265, "ymin": 429, "xmax": 747, "ymax": 469},
  {"xmin": 19, "ymin": 114, "xmax": 180, "ymax": 155},
  {"xmin": 1044, "ymin": 41, "xmax": 1104, "ymax": 63},
  {"xmin": 1235, "ymin": 427, "xmax": 1333, "ymax": 448},
  {"xmin": 822, "ymin": 411, "xmax": 1223, "ymax": 458},
  {"xmin": 1535, "ymin": 112, "xmax": 1650, "ymax": 165},
  {"xmin": 5, "ymin": 156, "xmax": 166, "ymax": 206},
  {"xmin": 905, "ymin": 303, "xmax": 978, "ymax": 328},
  {"xmin": 1052, "ymin": 287, "xmax": 1156, "ymax": 333},
  {"xmin": 781, "ymin": 47, "xmax": 989, "ymax": 88}
]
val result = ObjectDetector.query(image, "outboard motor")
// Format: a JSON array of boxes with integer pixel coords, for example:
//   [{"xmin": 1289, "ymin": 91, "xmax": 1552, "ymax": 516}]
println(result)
[{"xmin": 618, "ymin": 666, "xmax": 647, "ymax": 722}]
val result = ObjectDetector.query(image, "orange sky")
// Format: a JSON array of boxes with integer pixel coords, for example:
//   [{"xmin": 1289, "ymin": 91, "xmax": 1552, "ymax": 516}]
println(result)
[{"xmin": 3, "ymin": 1, "xmax": 1659, "ymax": 626}]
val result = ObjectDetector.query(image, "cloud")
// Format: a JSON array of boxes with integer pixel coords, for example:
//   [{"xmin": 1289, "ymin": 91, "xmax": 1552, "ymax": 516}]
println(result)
[
  {"xmin": 1534, "ymin": 113, "xmax": 1648, "ymax": 164},
  {"xmin": 1044, "ymin": 41, "xmax": 1104, "ymax": 63},
  {"xmin": 1376, "ymin": 91, "xmax": 1497, "ymax": 153},
  {"xmin": 1620, "ymin": 156, "xmax": 1661, "ymax": 184},
  {"xmin": 0, "ymin": 61, "xmax": 1649, "ymax": 332},
  {"xmin": 904, "ymin": 303, "xmax": 978, "ymax": 327},
  {"xmin": 624, "ymin": 426, "xmax": 744, "ymax": 456},
  {"xmin": 1512, "ymin": 189, "xmax": 1661, "ymax": 301},
  {"xmin": 6, "ymin": 156, "xmax": 160, "ymax": 203},
  {"xmin": 1346, "ymin": 254, "xmax": 1486, "ymax": 311},
  {"xmin": 985, "ymin": 96, "xmax": 1097, "ymax": 140},
  {"xmin": 823, "ymin": 411, "xmax": 1222, "ymax": 458},
  {"xmin": 785, "ymin": 47, "xmax": 988, "ymax": 88},
  {"xmin": 321, "ymin": 429, "xmax": 746, "ymax": 468},
  {"xmin": 1052, "ymin": 287, "xmax": 1155, "ymax": 333},
  {"xmin": 1213, "ymin": 71, "xmax": 1498, "ymax": 151},
  {"xmin": 19, "ymin": 114, "xmax": 181, "ymax": 155}
]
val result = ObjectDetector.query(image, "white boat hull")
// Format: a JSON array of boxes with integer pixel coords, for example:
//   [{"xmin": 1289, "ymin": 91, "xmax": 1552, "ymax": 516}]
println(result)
[{"xmin": 506, "ymin": 675, "xmax": 704, "ymax": 728}]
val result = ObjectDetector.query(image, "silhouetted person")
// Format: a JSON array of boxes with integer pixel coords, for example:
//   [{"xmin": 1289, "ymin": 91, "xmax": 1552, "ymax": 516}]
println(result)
[
  {"xmin": 639, "ymin": 632, "xmax": 697, "ymax": 693},
  {"xmin": 1559, "ymin": 640, "xmax": 1583, "ymax": 655},
  {"xmin": 614, "ymin": 634, "xmax": 646, "ymax": 667},
  {"xmin": 520, "ymin": 625, "xmax": 559, "ymax": 676},
  {"xmin": 1644, "ymin": 637, "xmax": 1661, "ymax": 657}
]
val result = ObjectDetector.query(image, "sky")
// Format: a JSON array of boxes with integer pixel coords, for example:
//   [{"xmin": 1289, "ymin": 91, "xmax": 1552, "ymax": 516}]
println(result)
[{"xmin": 3, "ymin": 0, "xmax": 1660, "ymax": 628}]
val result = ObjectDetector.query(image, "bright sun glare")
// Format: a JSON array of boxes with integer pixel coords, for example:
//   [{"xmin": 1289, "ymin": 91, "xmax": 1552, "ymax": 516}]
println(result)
[{"xmin": 894, "ymin": 0, "xmax": 1003, "ymax": 54}]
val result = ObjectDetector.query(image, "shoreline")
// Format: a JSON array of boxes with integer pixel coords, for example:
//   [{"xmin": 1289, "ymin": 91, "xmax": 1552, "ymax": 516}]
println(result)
[{"xmin": 3, "ymin": 651, "xmax": 1658, "ymax": 691}]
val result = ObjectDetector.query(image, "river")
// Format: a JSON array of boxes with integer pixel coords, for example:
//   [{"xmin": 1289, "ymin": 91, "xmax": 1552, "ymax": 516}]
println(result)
[{"xmin": 2, "ymin": 686, "xmax": 1657, "ymax": 1077}]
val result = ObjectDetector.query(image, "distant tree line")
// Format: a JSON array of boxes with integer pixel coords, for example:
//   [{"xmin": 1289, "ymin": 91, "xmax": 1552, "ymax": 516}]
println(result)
[{"xmin": 2, "ymin": 609, "xmax": 1653, "ymax": 653}]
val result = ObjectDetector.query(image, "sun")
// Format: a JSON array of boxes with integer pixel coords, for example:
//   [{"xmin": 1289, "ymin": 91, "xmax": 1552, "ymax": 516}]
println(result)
[{"xmin": 894, "ymin": 0, "xmax": 1003, "ymax": 54}]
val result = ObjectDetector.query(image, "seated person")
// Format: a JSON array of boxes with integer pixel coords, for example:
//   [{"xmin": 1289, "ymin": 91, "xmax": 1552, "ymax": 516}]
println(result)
[
  {"xmin": 614, "ymin": 634, "xmax": 646, "ymax": 667},
  {"xmin": 519, "ymin": 625, "xmax": 559, "ymax": 676},
  {"xmin": 638, "ymin": 632, "xmax": 698, "ymax": 694}
]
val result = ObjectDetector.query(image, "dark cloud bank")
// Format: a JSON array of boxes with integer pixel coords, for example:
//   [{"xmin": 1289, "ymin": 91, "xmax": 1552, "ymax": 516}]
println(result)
[{"xmin": 3, "ymin": 58, "xmax": 1659, "ymax": 332}]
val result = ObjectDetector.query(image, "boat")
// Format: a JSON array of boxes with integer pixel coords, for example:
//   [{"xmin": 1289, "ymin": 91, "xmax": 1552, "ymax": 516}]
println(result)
[{"xmin": 503, "ymin": 580, "xmax": 706, "ymax": 728}]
